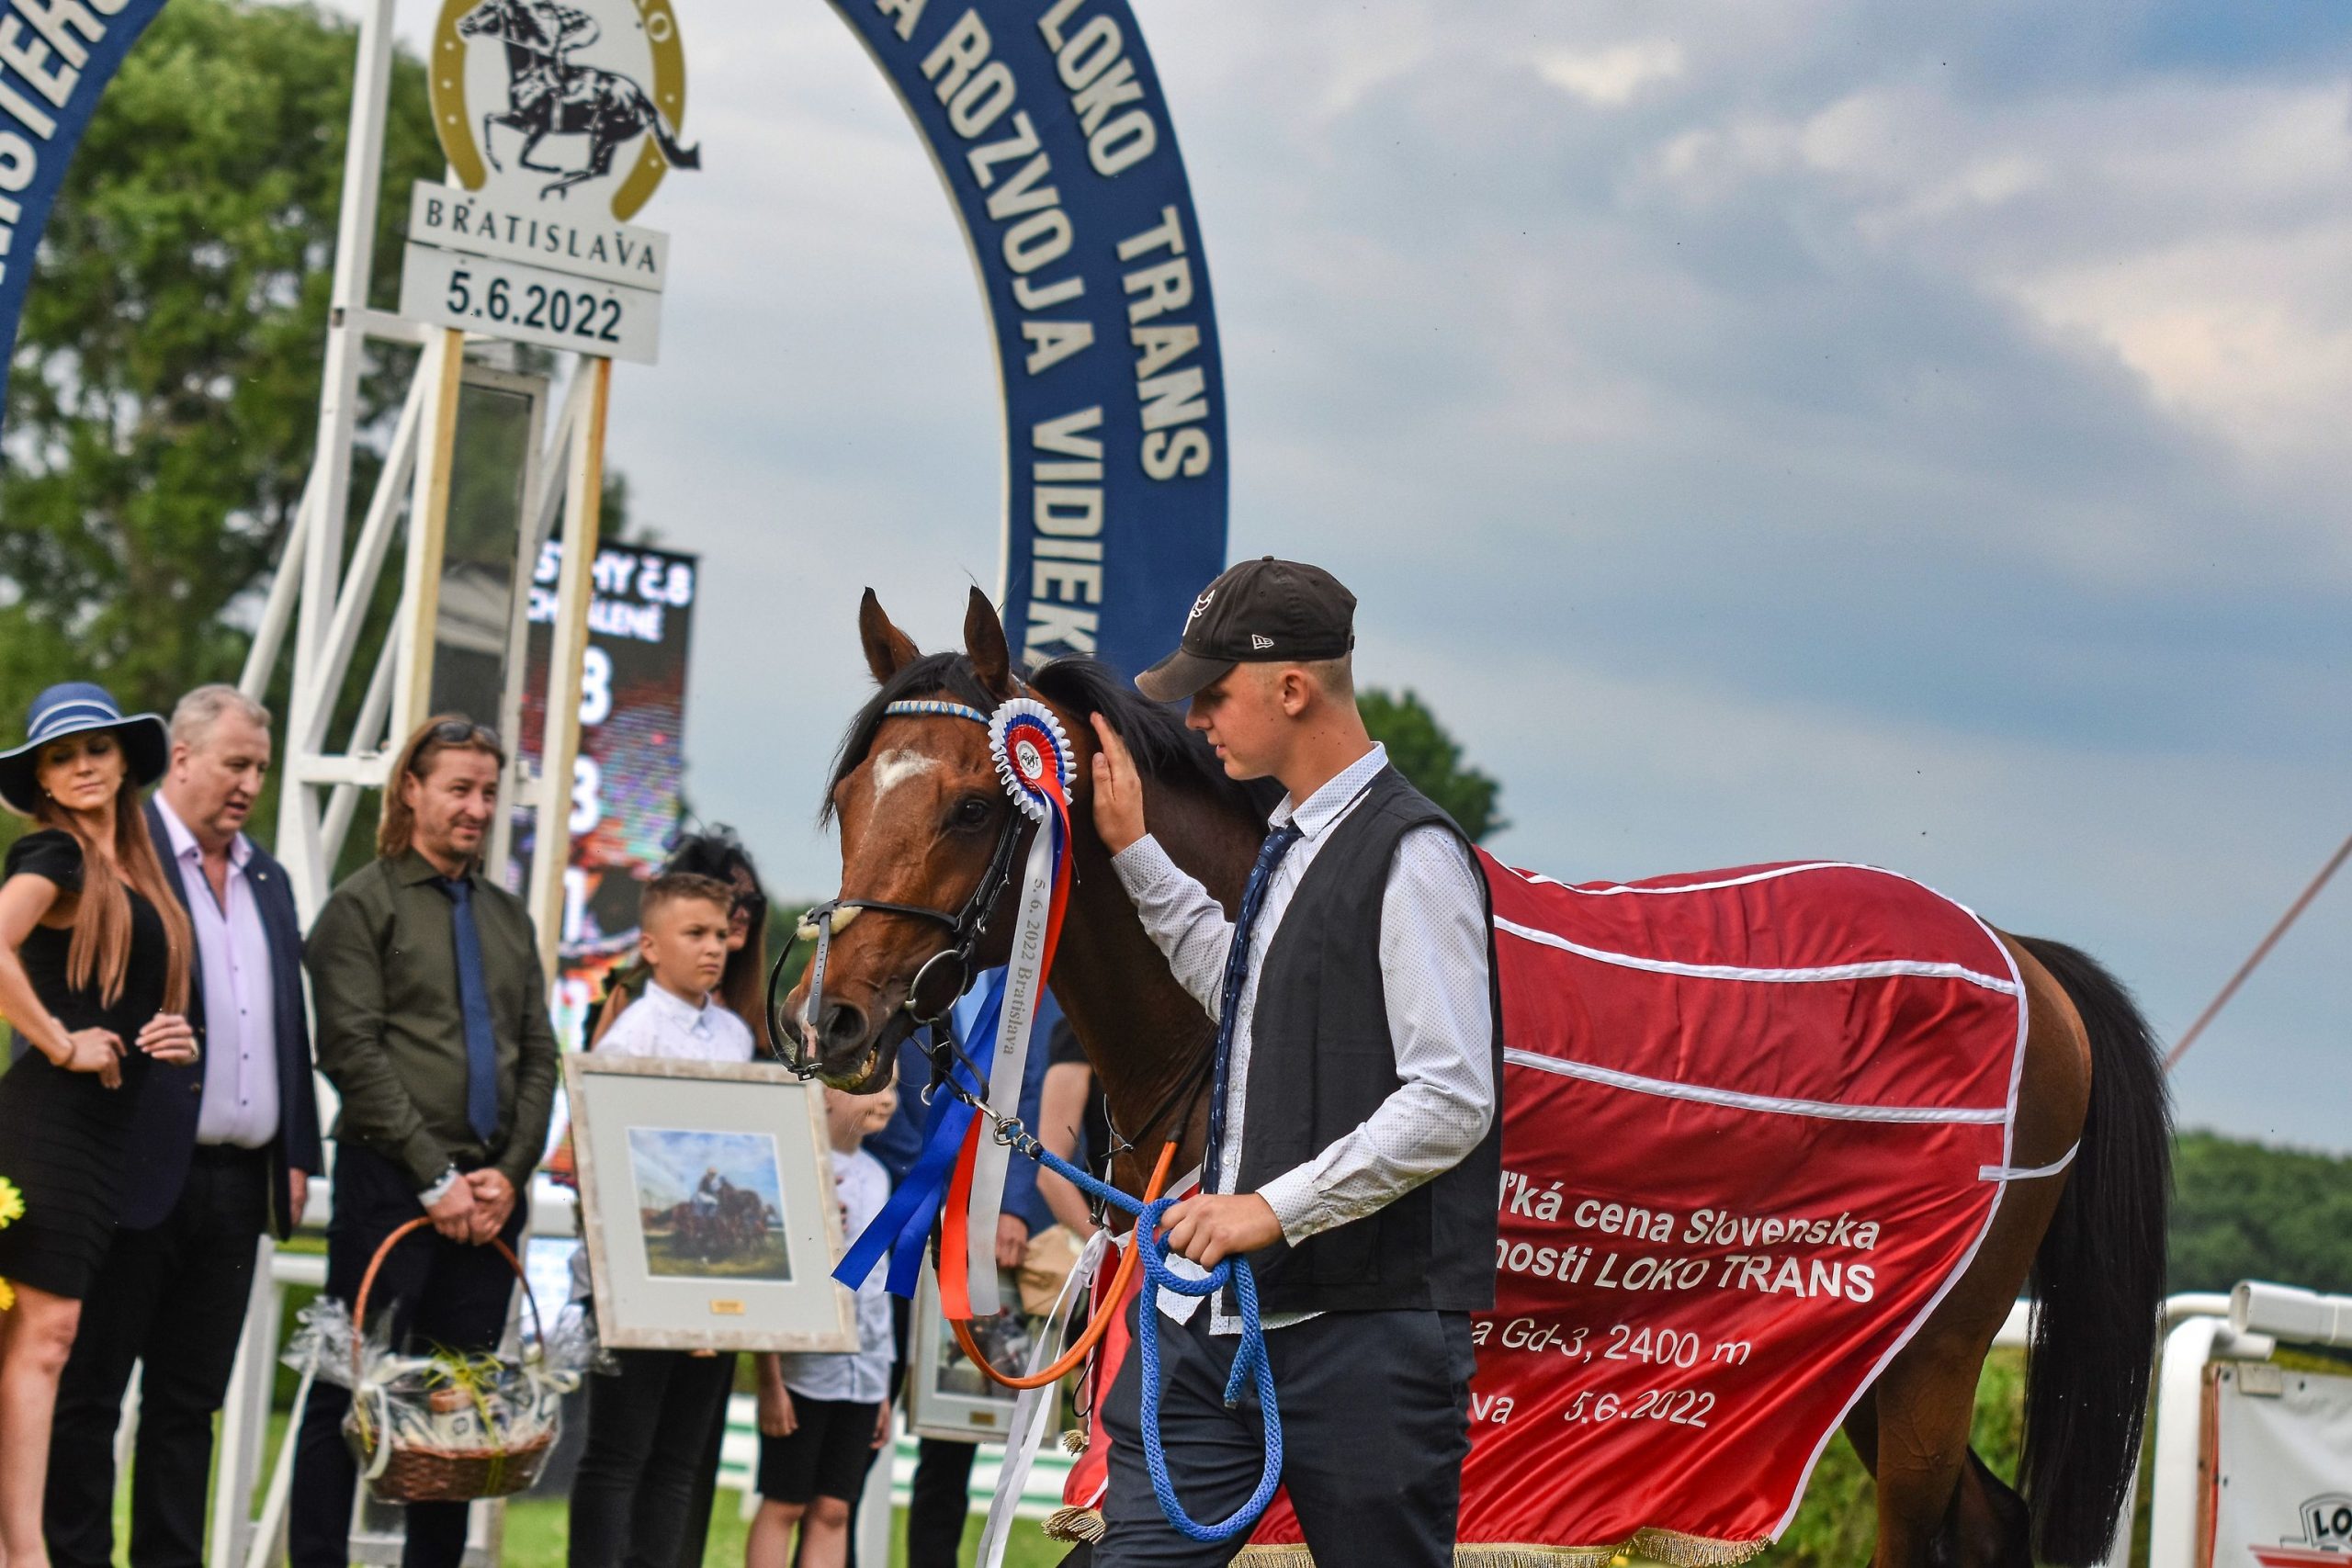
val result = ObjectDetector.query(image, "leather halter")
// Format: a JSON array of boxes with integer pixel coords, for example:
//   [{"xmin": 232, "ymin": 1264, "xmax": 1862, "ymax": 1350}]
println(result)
[{"xmin": 768, "ymin": 697, "xmax": 1028, "ymax": 1077}]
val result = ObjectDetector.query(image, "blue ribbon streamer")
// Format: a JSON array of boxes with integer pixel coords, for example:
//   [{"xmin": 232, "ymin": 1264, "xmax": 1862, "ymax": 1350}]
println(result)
[
  {"xmin": 837, "ymin": 985, "xmax": 1283, "ymax": 1543},
  {"xmin": 833, "ymin": 974, "xmax": 1008, "ymax": 1299}
]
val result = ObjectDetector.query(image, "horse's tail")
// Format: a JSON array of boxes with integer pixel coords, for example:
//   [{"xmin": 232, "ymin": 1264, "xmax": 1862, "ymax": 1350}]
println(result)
[
  {"xmin": 2013, "ymin": 935, "xmax": 2172, "ymax": 1566},
  {"xmin": 643, "ymin": 96, "xmax": 700, "ymax": 171}
]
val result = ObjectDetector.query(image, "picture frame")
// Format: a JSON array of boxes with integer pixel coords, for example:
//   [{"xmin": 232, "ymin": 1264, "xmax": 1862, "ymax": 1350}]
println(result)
[
  {"xmin": 566, "ymin": 1054, "xmax": 855, "ymax": 1352},
  {"xmin": 905, "ymin": 1259, "xmax": 1037, "ymax": 1443}
]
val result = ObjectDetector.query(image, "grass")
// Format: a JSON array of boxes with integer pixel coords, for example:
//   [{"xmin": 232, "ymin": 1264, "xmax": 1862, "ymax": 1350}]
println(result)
[
  {"xmin": 137, "ymin": 1410, "xmax": 1067, "ymax": 1568},
  {"xmin": 502, "ymin": 1497, "xmax": 1070, "ymax": 1568},
  {"xmin": 641, "ymin": 1229, "xmax": 796, "ymax": 1281}
]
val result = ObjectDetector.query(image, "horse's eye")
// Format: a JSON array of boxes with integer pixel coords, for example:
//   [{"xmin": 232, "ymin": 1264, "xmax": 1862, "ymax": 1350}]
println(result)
[{"xmin": 952, "ymin": 796, "xmax": 992, "ymax": 829}]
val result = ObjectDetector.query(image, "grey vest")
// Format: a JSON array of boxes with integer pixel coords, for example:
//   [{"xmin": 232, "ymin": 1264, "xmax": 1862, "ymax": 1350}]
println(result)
[{"xmin": 1234, "ymin": 767, "xmax": 1502, "ymax": 1314}]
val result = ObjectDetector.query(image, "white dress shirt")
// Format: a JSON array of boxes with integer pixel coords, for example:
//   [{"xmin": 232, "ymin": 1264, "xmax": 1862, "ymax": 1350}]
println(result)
[
  {"xmin": 1113, "ymin": 742, "xmax": 1497, "ymax": 1331},
  {"xmin": 596, "ymin": 978, "xmax": 756, "ymax": 1064},
  {"xmin": 776, "ymin": 1145, "xmax": 895, "ymax": 1403},
  {"xmin": 155, "ymin": 796, "xmax": 279, "ymax": 1150}
]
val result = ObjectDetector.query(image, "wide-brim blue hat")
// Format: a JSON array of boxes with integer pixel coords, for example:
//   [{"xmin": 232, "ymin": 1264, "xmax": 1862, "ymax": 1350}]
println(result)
[{"xmin": 0, "ymin": 682, "xmax": 170, "ymax": 817}]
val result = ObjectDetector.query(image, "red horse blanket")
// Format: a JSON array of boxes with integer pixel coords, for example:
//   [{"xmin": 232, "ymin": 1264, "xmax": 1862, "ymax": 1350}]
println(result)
[{"xmin": 1057, "ymin": 858, "xmax": 2029, "ymax": 1566}]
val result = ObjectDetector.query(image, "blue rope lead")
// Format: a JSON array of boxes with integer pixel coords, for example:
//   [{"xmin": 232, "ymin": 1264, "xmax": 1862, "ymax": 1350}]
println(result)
[{"xmin": 1027, "ymin": 1144, "xmax": 1282, "ymax": 1543}]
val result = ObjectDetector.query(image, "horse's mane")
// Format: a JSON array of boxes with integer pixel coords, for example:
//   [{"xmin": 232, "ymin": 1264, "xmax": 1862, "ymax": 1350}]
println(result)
[{"xmin": 821, "ymin": 652, "xmax": 1278, "ymax": 825}]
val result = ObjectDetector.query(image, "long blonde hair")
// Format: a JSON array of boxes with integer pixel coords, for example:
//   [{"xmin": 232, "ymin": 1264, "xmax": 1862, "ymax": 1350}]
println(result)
[{"xmin": 35, "ymin": 773, "xmax": 192, "ymax": 1013}]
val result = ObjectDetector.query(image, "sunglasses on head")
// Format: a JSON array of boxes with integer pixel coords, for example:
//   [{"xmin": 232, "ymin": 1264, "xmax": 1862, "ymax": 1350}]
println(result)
[{"xmin": 429, "ymin": 720, "xmax": 501, "ymax": 748}]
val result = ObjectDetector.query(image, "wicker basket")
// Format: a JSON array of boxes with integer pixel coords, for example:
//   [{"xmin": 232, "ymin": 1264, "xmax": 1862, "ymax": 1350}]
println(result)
[{"xmin": 348, "ymin": 1215, "xmax": 554, "ymax": 1504}]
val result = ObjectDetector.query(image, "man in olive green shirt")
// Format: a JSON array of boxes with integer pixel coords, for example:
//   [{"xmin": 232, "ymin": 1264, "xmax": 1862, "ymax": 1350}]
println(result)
[{"xmin": 289, "ymin": 717, "xmax": 557, "ymax": 1568}]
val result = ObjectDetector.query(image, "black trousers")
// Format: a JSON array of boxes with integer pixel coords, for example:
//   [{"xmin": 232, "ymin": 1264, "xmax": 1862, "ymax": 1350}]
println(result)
[
  {"xmin": 567, "ymin": 1348, "xmax": 738, "ymax": 1568},
  {"xmin": 289, "ymin": 1145, "xmax": 527, "ymax": 1568},
  {"xmin": 680, "ymin": 1372, "xmax": 729, "ymax": 1556},
  {"xmin": 904, "ymin": 1438, "xmax": 977, "ymax": 1568},
  {"xmin": 1095, "ymin": 1304, "xmax": 1476, "ymax": 1568},
  {"xmin": 46, "ymin": 1144, "xmax": 273, "ymax": 1568}
]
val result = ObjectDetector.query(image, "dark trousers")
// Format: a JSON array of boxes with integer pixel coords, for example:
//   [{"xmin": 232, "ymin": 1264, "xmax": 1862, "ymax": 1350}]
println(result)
[
  {"xmin": 904, "ymin": 1438, "xmax": 978, "ymax": 1568},
  {"xmin": 289, "ymin": 1145, "xmax": 526, "ymax": 1568},
  {"xmin": 672, "ymin": 1362, "xmax": 731, "ymax": 1566},
  {"xmin": 1095, "ymin": 1305, "xmax": 1476, "ymax": 1568},
  {"xmin": 46, "ymin": 1144, "xmax": 272, "ymax": 1568},
  {"xmin": 567, "ymin": 1348, "xmax": 738, "ymax": 1568}
]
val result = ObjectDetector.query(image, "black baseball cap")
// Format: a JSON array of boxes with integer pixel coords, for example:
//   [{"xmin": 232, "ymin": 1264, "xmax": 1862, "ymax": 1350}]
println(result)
[{"xmin": 1135, "ymin": 558, "xmax": 1357, "ymax": 703}]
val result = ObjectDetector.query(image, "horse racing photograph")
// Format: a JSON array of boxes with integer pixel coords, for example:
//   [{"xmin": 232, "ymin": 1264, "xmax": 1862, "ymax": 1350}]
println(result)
[
  {"xmin": 626, "ymin": 1128, "xmax": 795, "ymax": 1282},
  {"xmin": 0, "ymin": 0, "xmax": 2346, "ymax": 1565}
]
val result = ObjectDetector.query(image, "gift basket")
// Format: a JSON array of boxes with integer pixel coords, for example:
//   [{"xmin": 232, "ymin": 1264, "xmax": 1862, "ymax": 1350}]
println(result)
[{"xmin": 285, "ymin": 1216, "xmax": 591, "ymax": 1504}]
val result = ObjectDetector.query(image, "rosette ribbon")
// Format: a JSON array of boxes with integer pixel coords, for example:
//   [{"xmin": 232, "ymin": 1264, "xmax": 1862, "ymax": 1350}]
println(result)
[{"xmin": 952, "ymin": 700, "xmax": 1076, "ymax": 1315}]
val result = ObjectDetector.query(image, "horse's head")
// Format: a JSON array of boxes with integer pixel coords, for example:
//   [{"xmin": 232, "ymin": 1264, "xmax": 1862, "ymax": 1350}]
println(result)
[
  {"xmin": 455, "ymin": 0, "xmax": 512, "ymax": 40},
  {"xmin": 783, "ymin": 588, "xmax": 1074, "ymax": 1090}
]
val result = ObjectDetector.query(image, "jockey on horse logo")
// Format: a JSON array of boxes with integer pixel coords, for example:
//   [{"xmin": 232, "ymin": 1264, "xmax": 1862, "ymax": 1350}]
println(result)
[{"xmin": 457, "ymin": 0, "xmax": 701, "ymax": 199}]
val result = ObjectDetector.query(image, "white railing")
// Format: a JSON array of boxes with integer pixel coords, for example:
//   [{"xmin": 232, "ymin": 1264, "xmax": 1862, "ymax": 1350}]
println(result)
[{"xmin": 192, "ymin": 1243, "xmax": 2352, "ymax": 1567}]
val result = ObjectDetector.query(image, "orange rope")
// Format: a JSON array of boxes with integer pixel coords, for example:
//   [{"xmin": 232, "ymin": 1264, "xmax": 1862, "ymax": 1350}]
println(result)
[{"xmin": 947, "ymin": 1142, "xmax": 1176, "ymax": 1392}]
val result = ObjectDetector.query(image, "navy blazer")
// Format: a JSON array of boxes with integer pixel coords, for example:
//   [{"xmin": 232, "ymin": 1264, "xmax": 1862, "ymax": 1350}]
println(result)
[{"xmin": 125, "ymin": 798, "xmax": 323, "ymax": 1238}]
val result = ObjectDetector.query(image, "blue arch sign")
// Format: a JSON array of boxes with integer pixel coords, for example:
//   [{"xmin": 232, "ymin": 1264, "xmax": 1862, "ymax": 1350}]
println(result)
[
  {"xmin": 823, "ymin": 0, "xmax": 1228, "ymax": 674},
  {"xmin": 0, "ymin": 0, "xmax": 168, "ymax": 396},
  {"xmin": 0, "ymin": 0, "xmax": 1228, "ymax": 675}
]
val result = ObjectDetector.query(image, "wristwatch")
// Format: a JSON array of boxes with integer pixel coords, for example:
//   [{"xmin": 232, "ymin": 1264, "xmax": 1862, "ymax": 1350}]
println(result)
[{"xmin": 419, "ymin": 1164, "xmax": 463, "ymax": 1208}]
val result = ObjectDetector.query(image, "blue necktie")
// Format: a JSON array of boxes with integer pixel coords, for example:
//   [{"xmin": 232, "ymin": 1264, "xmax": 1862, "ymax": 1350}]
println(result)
[
  {"xmin": 439, "ymin": 877, "xmax": 501, "ymax": 1145},
  {"xmin": 1203, "ymin": 821, "xmax": 1303, "ymax": 1193}
]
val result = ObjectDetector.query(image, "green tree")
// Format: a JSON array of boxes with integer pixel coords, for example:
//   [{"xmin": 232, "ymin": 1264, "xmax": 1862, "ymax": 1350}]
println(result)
[
  {"xmin": 0, "ymin": 0, "xmax": 442, "ymax": 723},
  {"xmin": 1357, "ymin": 687, "xmax": 1505, "ymax": 841},
  {"xmin": 2168, "ymin": 1130, "xmax": 2352, "ymax": 1295}
]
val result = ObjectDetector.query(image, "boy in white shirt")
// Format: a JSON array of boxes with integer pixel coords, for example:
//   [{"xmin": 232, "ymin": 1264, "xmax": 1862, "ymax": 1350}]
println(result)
[
  {"xmin": 568, "ymin": 874, "xmax": 756, "ymax": 1568},
  {"xmin": 746, "ymin": 1083, "xmax": 898, "ymax": 1568}
]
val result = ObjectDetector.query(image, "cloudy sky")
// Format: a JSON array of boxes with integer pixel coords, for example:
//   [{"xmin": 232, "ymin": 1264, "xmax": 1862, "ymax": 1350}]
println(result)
[{"xmin": 360, "ymin": 0, "xmax": 2350, "ymax": 1148}]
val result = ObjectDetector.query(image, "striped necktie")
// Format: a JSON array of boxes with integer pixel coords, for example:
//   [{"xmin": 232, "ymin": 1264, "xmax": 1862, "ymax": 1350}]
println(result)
[{"xmin": 1203, "ymin": 820, "xmax": 1304, "ymax": 1193}]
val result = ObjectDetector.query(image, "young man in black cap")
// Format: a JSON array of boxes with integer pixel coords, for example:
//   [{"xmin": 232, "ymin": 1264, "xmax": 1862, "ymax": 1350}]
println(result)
[{"xmin": 1086, "ymin": 557, "xmax": 1501, "ymax": 1568}]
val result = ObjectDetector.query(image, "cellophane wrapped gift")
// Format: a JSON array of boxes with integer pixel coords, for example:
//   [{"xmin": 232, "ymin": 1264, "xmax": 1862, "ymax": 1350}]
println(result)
[{"xmin": 284, "ymin": 1296, "xmax": 593, "ymax": 1501}]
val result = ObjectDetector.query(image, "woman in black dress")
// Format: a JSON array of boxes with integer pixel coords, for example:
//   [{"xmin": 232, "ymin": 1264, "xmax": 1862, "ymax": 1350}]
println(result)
[{"xmin": 0, "ymin": 682, "xmax": 196, "ymax": 1565}]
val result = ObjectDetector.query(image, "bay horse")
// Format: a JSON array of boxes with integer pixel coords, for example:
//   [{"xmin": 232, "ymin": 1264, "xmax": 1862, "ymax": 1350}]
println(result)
[
  {"xmin": 457, "ymin": 0, "xmax": 701, "ymax": 198},
  {"xmin": 785, "ymin": 587, "xmax": 2170, "ymax": 1568}
]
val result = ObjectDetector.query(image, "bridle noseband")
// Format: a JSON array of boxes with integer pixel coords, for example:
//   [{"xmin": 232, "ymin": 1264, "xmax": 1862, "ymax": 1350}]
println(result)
[{"xmin": 768, "ymin": 697, "xmax": 1029, "ymax": 1078}]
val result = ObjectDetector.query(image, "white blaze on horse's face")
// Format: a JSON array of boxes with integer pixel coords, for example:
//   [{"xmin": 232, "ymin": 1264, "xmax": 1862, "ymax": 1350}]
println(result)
[{"xmin": 871, "ymin": 748, "xmax": 939, "ymax": 805}]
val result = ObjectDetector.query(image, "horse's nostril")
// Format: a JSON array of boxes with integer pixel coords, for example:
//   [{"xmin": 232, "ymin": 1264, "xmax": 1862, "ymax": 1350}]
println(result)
[{"xmin": 820, "ymin": 1003, "xmax": 865, "ymax": 1053}]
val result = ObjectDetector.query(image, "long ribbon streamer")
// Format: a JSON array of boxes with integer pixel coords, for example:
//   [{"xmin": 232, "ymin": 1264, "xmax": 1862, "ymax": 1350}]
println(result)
[
  {"xmin": 976, "ymin": 1227, "xmax": 1108, "ymax": 1568},
  {"xmin": 965, "ymin": 703, "xmax": 1076, "ymax": 1315},
  {"xmin": 966, "ymin": 802, "xmax": 1069, "ymax": 1314},
  {"xmin": 834, "ymin": 1045, "xmax": 983, "ymax": 1296}
]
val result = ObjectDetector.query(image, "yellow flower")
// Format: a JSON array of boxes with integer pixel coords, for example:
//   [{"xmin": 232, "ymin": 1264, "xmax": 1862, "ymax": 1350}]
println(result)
[
  {"xmin": 0, "ymin": 1175, "xmax": 22, "ymax": 1227},
  {"xmin": 0, "ymin": 1277, "xmax": 14, "ymax": 1313}
]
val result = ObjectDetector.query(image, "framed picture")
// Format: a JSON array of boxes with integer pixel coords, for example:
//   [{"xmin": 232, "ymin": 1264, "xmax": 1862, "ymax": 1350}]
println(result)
[
  {"xmin": 566, "ymin": 1055, "xmax": 855, "ymax": 1352},
  {"xmin": 906, "ymin": 1259, "xmax": 1039, "ymax": 1443}
]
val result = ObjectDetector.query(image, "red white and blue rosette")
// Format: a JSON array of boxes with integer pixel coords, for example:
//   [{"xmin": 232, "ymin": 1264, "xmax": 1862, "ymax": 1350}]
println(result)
[{"xmin": 989, "ymin": 698, "xmax": 1075, "ymax": 826}]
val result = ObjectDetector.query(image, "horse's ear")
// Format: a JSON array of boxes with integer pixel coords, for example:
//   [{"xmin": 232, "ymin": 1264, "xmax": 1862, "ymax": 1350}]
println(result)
[
  {"xmin": 964, "ymin": 587, "xmax": 1015, "ymax": 699},
  {"xmin": 858, "ymin": 589, "xmax": 921, "ymax": 685}
]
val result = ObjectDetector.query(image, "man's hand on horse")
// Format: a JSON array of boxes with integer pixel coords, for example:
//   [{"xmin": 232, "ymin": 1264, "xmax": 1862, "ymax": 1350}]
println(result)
[
  {"xmin": 1090, "ymin": 714, "xmax": 1147, "ymax": 854},
  {"xmin": 1159, "ymin": 1193, "xmax": 1283, "ymax": 1269}
]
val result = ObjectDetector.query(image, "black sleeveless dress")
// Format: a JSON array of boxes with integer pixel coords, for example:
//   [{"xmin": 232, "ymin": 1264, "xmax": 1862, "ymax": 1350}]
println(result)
[{"xmin": 0, "ymin": 829, "xmax": 170, "ymax": 1300}]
